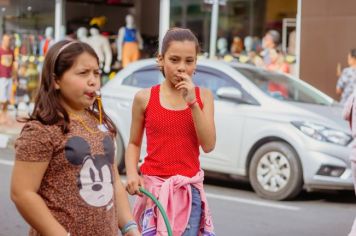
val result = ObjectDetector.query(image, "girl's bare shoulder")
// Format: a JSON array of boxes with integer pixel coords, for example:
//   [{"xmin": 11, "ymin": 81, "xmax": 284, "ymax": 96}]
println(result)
[
  {"xmin": 134, "ymin": 88, "xmax": 150, "ymax": 101},
  {"xmin": 134, "ymin": 88, "xmax": 151, "ymax": 108},
  {"xmin": 200, "ymin": 87, "xmax": 214, "ymax": 101}
]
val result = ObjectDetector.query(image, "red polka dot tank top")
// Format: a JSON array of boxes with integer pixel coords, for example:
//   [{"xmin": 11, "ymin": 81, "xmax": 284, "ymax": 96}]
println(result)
[{"xmin": 140, "ymin": 84, "xmax": 204, "ymax": 177}]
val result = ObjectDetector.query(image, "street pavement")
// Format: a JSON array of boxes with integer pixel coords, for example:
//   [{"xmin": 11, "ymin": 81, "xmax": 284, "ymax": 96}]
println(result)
[
  {"xmin": 1, "ymin": 146, "xmax": 356, "ymax": 235},
  {"xmin": 1, "ymin": 108, "xmax": 356, "ymax": 235},
  {"xmin": 0, "ymin": 109, "xmax": 24, "ymax": 149}
]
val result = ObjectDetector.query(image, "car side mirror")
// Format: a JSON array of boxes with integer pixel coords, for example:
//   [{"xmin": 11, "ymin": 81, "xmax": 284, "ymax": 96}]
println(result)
[{"xmin": 217, "ymin": 87, "xmax": 244, "ymax": 103}]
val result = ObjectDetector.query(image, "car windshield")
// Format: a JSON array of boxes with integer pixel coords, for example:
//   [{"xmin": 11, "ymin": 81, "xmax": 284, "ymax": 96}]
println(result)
[{"xmin": 235, "ymin": 67, "xmax": 335, "ymax": 105}]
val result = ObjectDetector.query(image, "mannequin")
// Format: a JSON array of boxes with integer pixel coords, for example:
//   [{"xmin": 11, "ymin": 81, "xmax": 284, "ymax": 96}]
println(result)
[
  {"xmin": 40, "ymin": 26, "xmax": 54, "ymax": 56},
  {"xmin": 216, "ymin": 37, "xmax": 228, "ymax": 57},
  {"xmin": 237, "ymin": 36, "xmax": 254, "ymax": 64},
  {"xmin": 117, "ymin": 14, "xmax": 143, "ymax": 68},
  {"xmin": 87, "ymin": 25, "xmax": 112, "ymax": 73},
  {"xmin": 244, "ymin": 36, "xmax": 253, "ymax": 53},
  {"xmin": 230, "ymin": 36, "xmax": 243, "ymax": 58},
  {"xmin": 76, "ymin": 27, "xmax": 89, "ymax": 43}
]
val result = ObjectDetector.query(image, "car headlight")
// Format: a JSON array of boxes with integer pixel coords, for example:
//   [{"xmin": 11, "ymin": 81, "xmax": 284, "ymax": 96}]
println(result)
[{"xmin": 291, "ymin": 121, "xmax": 352, "ymax": 146}]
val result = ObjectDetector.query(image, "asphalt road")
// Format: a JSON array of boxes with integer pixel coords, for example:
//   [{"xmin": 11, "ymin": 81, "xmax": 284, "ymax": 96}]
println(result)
[{"xmin": 1, "ymin": 147, "xmax": 356, "ymax": 236}]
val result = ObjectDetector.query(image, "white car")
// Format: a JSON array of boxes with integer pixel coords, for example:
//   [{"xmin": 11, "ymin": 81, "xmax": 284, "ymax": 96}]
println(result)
[{"xmin": 101, "ymin": 59, "xmax": 354, "ymax": 200}]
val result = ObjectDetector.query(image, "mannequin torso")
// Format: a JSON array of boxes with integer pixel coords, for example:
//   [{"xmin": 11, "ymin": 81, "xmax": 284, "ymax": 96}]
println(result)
[
  {"xmin": 41, "ymin": 26, "xmax": 54, "ymax": 56},
  {"xmin": 87, "ymin": 27, "xmax": 112, "ymax": 73},
  {"xmin": 77, "ymin": 27, "xmax": 89, "ymax": 44}
]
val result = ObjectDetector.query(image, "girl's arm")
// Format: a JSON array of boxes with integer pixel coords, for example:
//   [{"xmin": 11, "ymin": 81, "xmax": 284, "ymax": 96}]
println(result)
[
  {"xmin": 336, "ymin": 69, "xmax": 346, "ymax": 95},
  {"xmin": 11, "ymin": 161, "xmax": 68, "ymax": 236},
  {"xmin": 125, "ymin": 89, "xmax": 149, "ymax": 195},
  {"xmin": 113, "ymin": 161, "xmax": 140, "ymax": 236},
  {"xmin": 176, "ymin": 74, "xmax": 216, "ymax": 153},
  {"xmin": 190, "ymin": 88, "xmax": 216, "ymax": 153}
]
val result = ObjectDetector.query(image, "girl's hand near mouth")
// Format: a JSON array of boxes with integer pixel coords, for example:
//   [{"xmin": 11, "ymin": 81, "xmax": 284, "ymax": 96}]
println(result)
[{"xmin": 175, "ymin": 72, "xmax": 196, "ymax": 104}]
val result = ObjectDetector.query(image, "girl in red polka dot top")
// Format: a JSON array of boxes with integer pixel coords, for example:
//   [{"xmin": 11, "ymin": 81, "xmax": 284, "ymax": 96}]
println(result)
[{"xmin": 125, "ymin": 28, "xmax": 216, "ymax": 235}]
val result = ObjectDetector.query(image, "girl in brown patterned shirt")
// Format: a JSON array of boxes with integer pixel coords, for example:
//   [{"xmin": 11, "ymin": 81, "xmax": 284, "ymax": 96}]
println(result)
[{"xmin": 10, "ymin": 40, "xmax": 140, "ymax": 236}]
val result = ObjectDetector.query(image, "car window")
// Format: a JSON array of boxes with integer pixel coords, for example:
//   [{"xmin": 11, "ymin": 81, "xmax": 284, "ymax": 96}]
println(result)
[
  {"xmin": 236, "ymin": 67, "xmax": 334, "ymax": 105},
  {"xmin": 122, "ymin": 69, "xmax": 162, "ymax": 88},
  {"xmin": 194, "ymin": 66, "xmax": 256, "ymax": 104}
]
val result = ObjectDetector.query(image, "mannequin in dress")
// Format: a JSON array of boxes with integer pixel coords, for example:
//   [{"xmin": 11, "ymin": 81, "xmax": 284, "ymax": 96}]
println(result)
[
  {"xmin": 76, "ymin": 27, "xmax": 89, "ymax": 44},
  {"xmin": 40, "ymin": 26, "xmax": 54, "ymax": 56},
  {"xmin": 87, "ymin": 25, "xmax": 112, "ymax": 73},
  {"xmin": 117, "ymin": 14, "xmax": 143, "ymax": 68}
]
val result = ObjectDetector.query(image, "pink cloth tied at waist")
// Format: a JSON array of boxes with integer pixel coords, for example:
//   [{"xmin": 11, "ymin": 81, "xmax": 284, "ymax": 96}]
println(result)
[{"xmin": 133, "ymin": 170, "xmax": 215, "ymax": 236}]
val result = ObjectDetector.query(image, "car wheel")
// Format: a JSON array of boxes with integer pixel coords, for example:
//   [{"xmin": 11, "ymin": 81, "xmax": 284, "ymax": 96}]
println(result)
[
  {"xmin": 249, "ymin": 141, "xmax": 303, "ymax": 200},
  {"xmin": 116, "ymin": 133, "xmax": 125, "ymax": 173}
]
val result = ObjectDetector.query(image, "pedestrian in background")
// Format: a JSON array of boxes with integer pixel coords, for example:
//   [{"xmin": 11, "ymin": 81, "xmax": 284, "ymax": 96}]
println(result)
[
  {"xmin": 260, "ymin": 29, "xmax": 280, "ymax": 67},
  {"xmin": 125, "ymin": 27, "xmax": 216, "ymax": 236},
  {"xmin": 0, "ymin": 34, "xmax": 16, "ymax": 124},
  {"xmin": 10, "ymin": 40, "xmax": 140, "ymax": 236},
  {"xmin": 336, "ymin": 48, "xmax": 356, "ymax": 104}
]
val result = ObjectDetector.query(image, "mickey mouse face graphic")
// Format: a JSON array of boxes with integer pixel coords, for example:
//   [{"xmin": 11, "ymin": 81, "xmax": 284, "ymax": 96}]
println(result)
[{"xmin": 65, "ymin": 136, "xmax": 114, "ymax": 207}]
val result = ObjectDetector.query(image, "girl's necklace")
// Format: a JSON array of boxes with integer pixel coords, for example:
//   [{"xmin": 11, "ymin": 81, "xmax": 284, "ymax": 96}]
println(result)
[
  {"xmin": 68, "ymin": 94, "xmax": 107, "ymax": 134},
  {"xmin": 69, "ymin": 111, "xmax": 101, "ymax": 134}
]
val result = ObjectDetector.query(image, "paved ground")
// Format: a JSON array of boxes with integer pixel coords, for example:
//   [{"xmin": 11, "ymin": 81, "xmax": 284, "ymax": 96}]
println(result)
[
  {"xmin": 0, "ymin": 108, "xmax": 25, "ymax": 149},
  {"xmin": 2, "ymin": 107, "xmax": 356, "ymax": 235},
  {"xmin": 2, "ymin": 148, "xmax": 356, "ymax": 236}
]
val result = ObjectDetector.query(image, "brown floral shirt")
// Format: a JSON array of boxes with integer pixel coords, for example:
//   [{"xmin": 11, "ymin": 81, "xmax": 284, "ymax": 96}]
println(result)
[{"xmin": 15, "ymin": 115, "xmax": 119, "ymax": 236}]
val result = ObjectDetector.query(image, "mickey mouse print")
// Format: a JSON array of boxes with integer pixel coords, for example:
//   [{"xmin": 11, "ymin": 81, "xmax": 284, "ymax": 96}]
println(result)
[{"xmin": 65, "ymin": 135, "xmax": 115, "ymax": 207}]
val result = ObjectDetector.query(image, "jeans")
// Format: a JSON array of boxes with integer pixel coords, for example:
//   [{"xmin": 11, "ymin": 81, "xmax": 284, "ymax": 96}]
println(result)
[{"xmin": 182, "ymin": 186, "xmax": 202, "ymax": 236}]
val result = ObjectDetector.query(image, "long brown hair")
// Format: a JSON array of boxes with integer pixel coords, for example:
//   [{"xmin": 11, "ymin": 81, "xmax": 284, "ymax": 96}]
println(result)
[{"xmin": 27, "ymin": 40, "xmax": 117, "ymax": 135}]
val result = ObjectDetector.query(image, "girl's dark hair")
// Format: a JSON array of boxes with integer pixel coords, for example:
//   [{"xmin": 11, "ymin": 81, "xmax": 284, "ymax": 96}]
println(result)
[
  {"xmin": 161, "ymin": 27, "xmax": 200, "ymax": 56},
  {"xmin": 350, "ymin": 49, "xmax": 356, "ymax": 59},
  {"xmin": 26, "ymin": 40, "xmax": 117, "ymax": 135}
]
